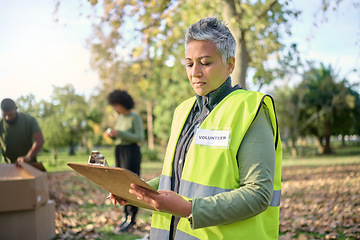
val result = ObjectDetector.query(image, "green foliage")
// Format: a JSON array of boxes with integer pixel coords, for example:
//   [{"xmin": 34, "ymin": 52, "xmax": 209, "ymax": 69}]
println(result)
[
  {"xmin": 141, "ymin": 146, "xmax": 161, "ymax": 162},
  {"xmin": 275, "ymin": 62, "xmax": 360, "ymax": 156},
  {"xmin": 299, "ymin": 64, "xmax": 355, "ymax": 152},
  {"xmin": 221, "ymin": 0, "xmax": 300, "ymax": 88},
  {"xmin": 41, "ymin": 112, "xmax": 69, "ymax": 157},
  {"xmin": 49, "ymin": 85, "xmax": 91, "ymax": 155},
  {"xmin": 74, "ymin": 0, "xmax": 301, "ymax": 146},
  {"xmin": 16, "ymin": 94, "xmax": 38, "ymax": 116},
  {"xmin": 16, "ymin": 0, "xmax": 359, "ymax": 162},
  {"xmin": 333, "ymin": 86, "xmax": 360, "ymax": 136},
  {"xmin": 15, "ymin": 85, "xmax": 94, "ymax": 160}
]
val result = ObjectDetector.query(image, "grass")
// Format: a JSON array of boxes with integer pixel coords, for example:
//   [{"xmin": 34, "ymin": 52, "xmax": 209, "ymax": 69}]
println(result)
[
  {"xmin": 38, "ymin": 147, "xmax": 163, "ymax": 178},
  {"xmin": 38, "ymin": 143, "xmax": 360, "ymax": 174},
  {"xmin": 38, "ymin": 147, "xmax": 116, "ymax": 173},
  {"xmin": 282, "ymin": 143, "xmax": 360, "ymax": 167}
]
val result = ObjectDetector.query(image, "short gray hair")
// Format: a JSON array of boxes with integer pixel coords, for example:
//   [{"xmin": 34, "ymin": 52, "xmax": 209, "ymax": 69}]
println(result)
[{"xmin": 185, "ymin": 17, "xmax": 236, "ymax": 65}]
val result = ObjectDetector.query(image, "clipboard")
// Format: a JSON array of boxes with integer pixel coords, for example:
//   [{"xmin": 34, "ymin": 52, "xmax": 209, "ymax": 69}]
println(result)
[{"xmin": 67, "ymin": 163, "xmax": 159, "ymax": 210}]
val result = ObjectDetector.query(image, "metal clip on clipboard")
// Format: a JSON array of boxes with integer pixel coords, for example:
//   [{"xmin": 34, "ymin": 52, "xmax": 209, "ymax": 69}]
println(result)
[{"xmin": 87, "ymin": 151, "xmax": 109, "ymax": 167}]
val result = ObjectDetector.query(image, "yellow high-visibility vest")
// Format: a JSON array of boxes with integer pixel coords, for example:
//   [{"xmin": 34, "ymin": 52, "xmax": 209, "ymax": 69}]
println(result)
[{"xmin": 151, "ymin": 90, "xmax": 282, "ymax": 240}]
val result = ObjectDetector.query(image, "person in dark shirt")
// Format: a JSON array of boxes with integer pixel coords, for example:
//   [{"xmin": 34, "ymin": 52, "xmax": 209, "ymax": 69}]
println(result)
[{"xmin": 0, "ymin": 98, "xmax": 44, "ymax": 166}]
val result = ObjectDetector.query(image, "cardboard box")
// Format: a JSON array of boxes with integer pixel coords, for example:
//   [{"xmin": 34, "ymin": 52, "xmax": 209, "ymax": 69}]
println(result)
[
  {"xmin": 0, "ymin": 162, "xmax": 49, "ymax": 212},
  {"xmin": 0, "ymin": 200, "xmax": 56, "ymax": 240}
]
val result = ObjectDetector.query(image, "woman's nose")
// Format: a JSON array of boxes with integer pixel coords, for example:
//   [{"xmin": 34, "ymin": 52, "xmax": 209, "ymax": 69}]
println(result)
[{"xmin": 192, "ymin": 63, "xmax": 203, "ymax": 78}]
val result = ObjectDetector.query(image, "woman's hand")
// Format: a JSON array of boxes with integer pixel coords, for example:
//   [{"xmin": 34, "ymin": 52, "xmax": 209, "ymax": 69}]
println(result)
[
  {"xmin": 129, "ymin": 184, "xmax": 192, "ymax": 218},
  {"xmin": 109, "ymin": 193, "xmax": 128, "ymax": 206},
  {"xmin": 106, "ymin": 129, "xmax": 118, "ymax": 138}
]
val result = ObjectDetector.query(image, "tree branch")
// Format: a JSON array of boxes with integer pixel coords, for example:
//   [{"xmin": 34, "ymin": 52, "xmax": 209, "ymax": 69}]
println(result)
[{"xmin": 248, "ymin": 0, "xmax": 278, "ymax": 27}]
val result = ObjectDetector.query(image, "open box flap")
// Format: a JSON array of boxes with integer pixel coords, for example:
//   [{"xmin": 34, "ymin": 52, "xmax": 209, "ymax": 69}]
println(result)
[
  {"xmin": 0, "ymin": 164, "xmax": 33, "ymax": 180},
  {"xmin": 20, "ymin": 162, "xmax": 46, "ymax": 177}
]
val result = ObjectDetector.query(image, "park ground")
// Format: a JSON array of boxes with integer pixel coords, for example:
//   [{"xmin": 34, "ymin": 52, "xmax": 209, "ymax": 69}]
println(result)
[{"xmin": 40, "ymin": 144, "xmax": 360, "ymax": 240}]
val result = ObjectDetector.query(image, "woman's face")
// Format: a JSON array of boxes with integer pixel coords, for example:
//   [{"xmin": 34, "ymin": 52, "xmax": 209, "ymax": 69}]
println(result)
[
  {"xmin": 112, "ymin": 104, "xmax": 128, "ymax": 115},
  {"xmin": 185, "ymin": 40, "xmax": 235, "ymax": 96}
]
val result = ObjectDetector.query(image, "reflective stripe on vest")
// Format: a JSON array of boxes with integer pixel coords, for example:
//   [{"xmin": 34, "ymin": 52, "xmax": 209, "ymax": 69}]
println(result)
[
  {"xmin": 151, "ymin": 90, "xmax": 282, "ymax": 240},
  {"xmin": 159, "ymin": 174, "xmax": 281, "ymax": 207},
  {"xmin": 151, "ymin": 228, "xmax": 200, "ymax": 240}
]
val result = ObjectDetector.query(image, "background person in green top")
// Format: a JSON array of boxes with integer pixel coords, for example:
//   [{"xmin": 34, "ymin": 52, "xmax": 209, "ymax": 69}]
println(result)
[
  {"xmin": 0, "ymin": 98, "xmax": 44, "ymax": 166},
  {"xmin": 105, "ymin": 90, "xmax": 145, "ymax": 233}
]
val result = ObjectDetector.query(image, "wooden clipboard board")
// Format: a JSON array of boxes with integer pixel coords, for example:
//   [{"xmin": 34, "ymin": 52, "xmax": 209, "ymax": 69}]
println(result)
[{"xmin": 67, "ymin": 163, "xmax": 158, "ymax": 210}]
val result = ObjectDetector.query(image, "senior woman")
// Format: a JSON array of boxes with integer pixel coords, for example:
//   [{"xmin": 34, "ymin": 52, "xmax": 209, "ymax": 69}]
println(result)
[{"xmin": 111, "ymin": 17, "xmax": 282, "ymax": 240}]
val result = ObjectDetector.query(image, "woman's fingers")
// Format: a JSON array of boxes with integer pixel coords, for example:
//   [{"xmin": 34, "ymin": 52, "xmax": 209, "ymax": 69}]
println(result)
[
  {"xmin": 129, "ymin": 184, "xmax": 160, "ymax": 208},
  {"xmin": 128, "ymin": 184, "xmax": 191, "ymax": 217},
  {"xmin": 109, "ymin": 193, "xmax": 127, "ymax": 206}
]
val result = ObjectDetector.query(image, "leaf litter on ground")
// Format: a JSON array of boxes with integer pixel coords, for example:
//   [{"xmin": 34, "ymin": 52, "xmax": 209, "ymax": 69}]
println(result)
[
  {"xmin": 279, "ymin": 164, "xmax": 360, "ymax": 239},
  {"xmin": 48, "ymin": 164, "xmax": 360, "ymax": 239}
]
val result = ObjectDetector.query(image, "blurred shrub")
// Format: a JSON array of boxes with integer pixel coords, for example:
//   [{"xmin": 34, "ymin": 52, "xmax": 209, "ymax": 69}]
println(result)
[{"xmin": 141, "ymin": 147, "xmax": 161, "ymax": 162}]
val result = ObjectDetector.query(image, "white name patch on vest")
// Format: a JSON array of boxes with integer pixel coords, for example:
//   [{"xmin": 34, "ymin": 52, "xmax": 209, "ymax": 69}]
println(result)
[{"xmin": 195, "ymin": 129, "xmax": 230, "ymax": 148}]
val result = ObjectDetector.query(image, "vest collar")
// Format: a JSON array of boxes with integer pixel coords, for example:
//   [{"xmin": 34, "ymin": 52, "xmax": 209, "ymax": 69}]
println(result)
[{"xmin": 195, "ymin": 77, "xmax": 241, "ymax": 113}]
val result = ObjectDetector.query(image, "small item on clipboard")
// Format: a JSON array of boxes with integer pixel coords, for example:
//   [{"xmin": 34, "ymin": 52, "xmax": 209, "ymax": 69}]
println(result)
[
  {"xmin": 106, "ymin": 128, "xmax": 112, "ymax": 134},
  {"xmin": 88, "ymin": 151, "xmax": 108, "ymax": 167}
]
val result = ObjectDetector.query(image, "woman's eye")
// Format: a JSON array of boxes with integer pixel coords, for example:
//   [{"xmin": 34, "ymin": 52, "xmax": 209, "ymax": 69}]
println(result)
[
  {"xmin": 201, "ymin": 62, "xmax": 210, "ymax": 66},
  {"xmin": 186, "ymin": 63, "xmax": 193, "ymax": 67}
]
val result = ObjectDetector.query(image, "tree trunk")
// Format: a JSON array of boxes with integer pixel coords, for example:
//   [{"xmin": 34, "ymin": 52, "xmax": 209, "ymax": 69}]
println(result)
[
  {"xmin": 341, "ymin": 134, "xmax": 346, "ymax": 146},
  {"xmin": 234, "ymin": 35, "xmax": 250, "ymax": 89},
  {"xmin": 290, "ymin": 136, "xmax": 298, "ymax": 158},
  {"xmin": 323, "ymin": 135, "xmax": 332, "ymax": 154},
  {"xmin": 323, "ymin": 123, "xmax": 333, "ymax": 154},
  {"xmin": 52, "ymin": 148, "xmax": 58, "ymax": 165},
  {"xmin": 222, "ymin": 0, "xmax": 250, "ymax": 89},
  {"xmin": 146, "ymin": 101, "xmax": 155, "ymax": 150},
  {"xmin": 69, "ymin": 138, "xmax": 75, "ymax": 156},
  {"xmin": 315, "ymin": 136, "xmax": 324, "ymax": 154},
  {"xmin": 82, "ymin": 135, "xmax": 90, "ymax": 155}
]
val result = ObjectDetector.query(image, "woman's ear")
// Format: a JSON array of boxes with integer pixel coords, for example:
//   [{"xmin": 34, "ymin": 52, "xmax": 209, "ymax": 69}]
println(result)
[{"xmin": 226, "ymin": 57, "xmax": 235, "ymax": 75}]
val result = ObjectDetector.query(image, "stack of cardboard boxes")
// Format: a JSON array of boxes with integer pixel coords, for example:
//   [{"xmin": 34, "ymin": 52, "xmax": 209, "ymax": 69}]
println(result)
[{"xmin": 0, "ymin": 162, "xmax": 56, "ymax": 240}]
